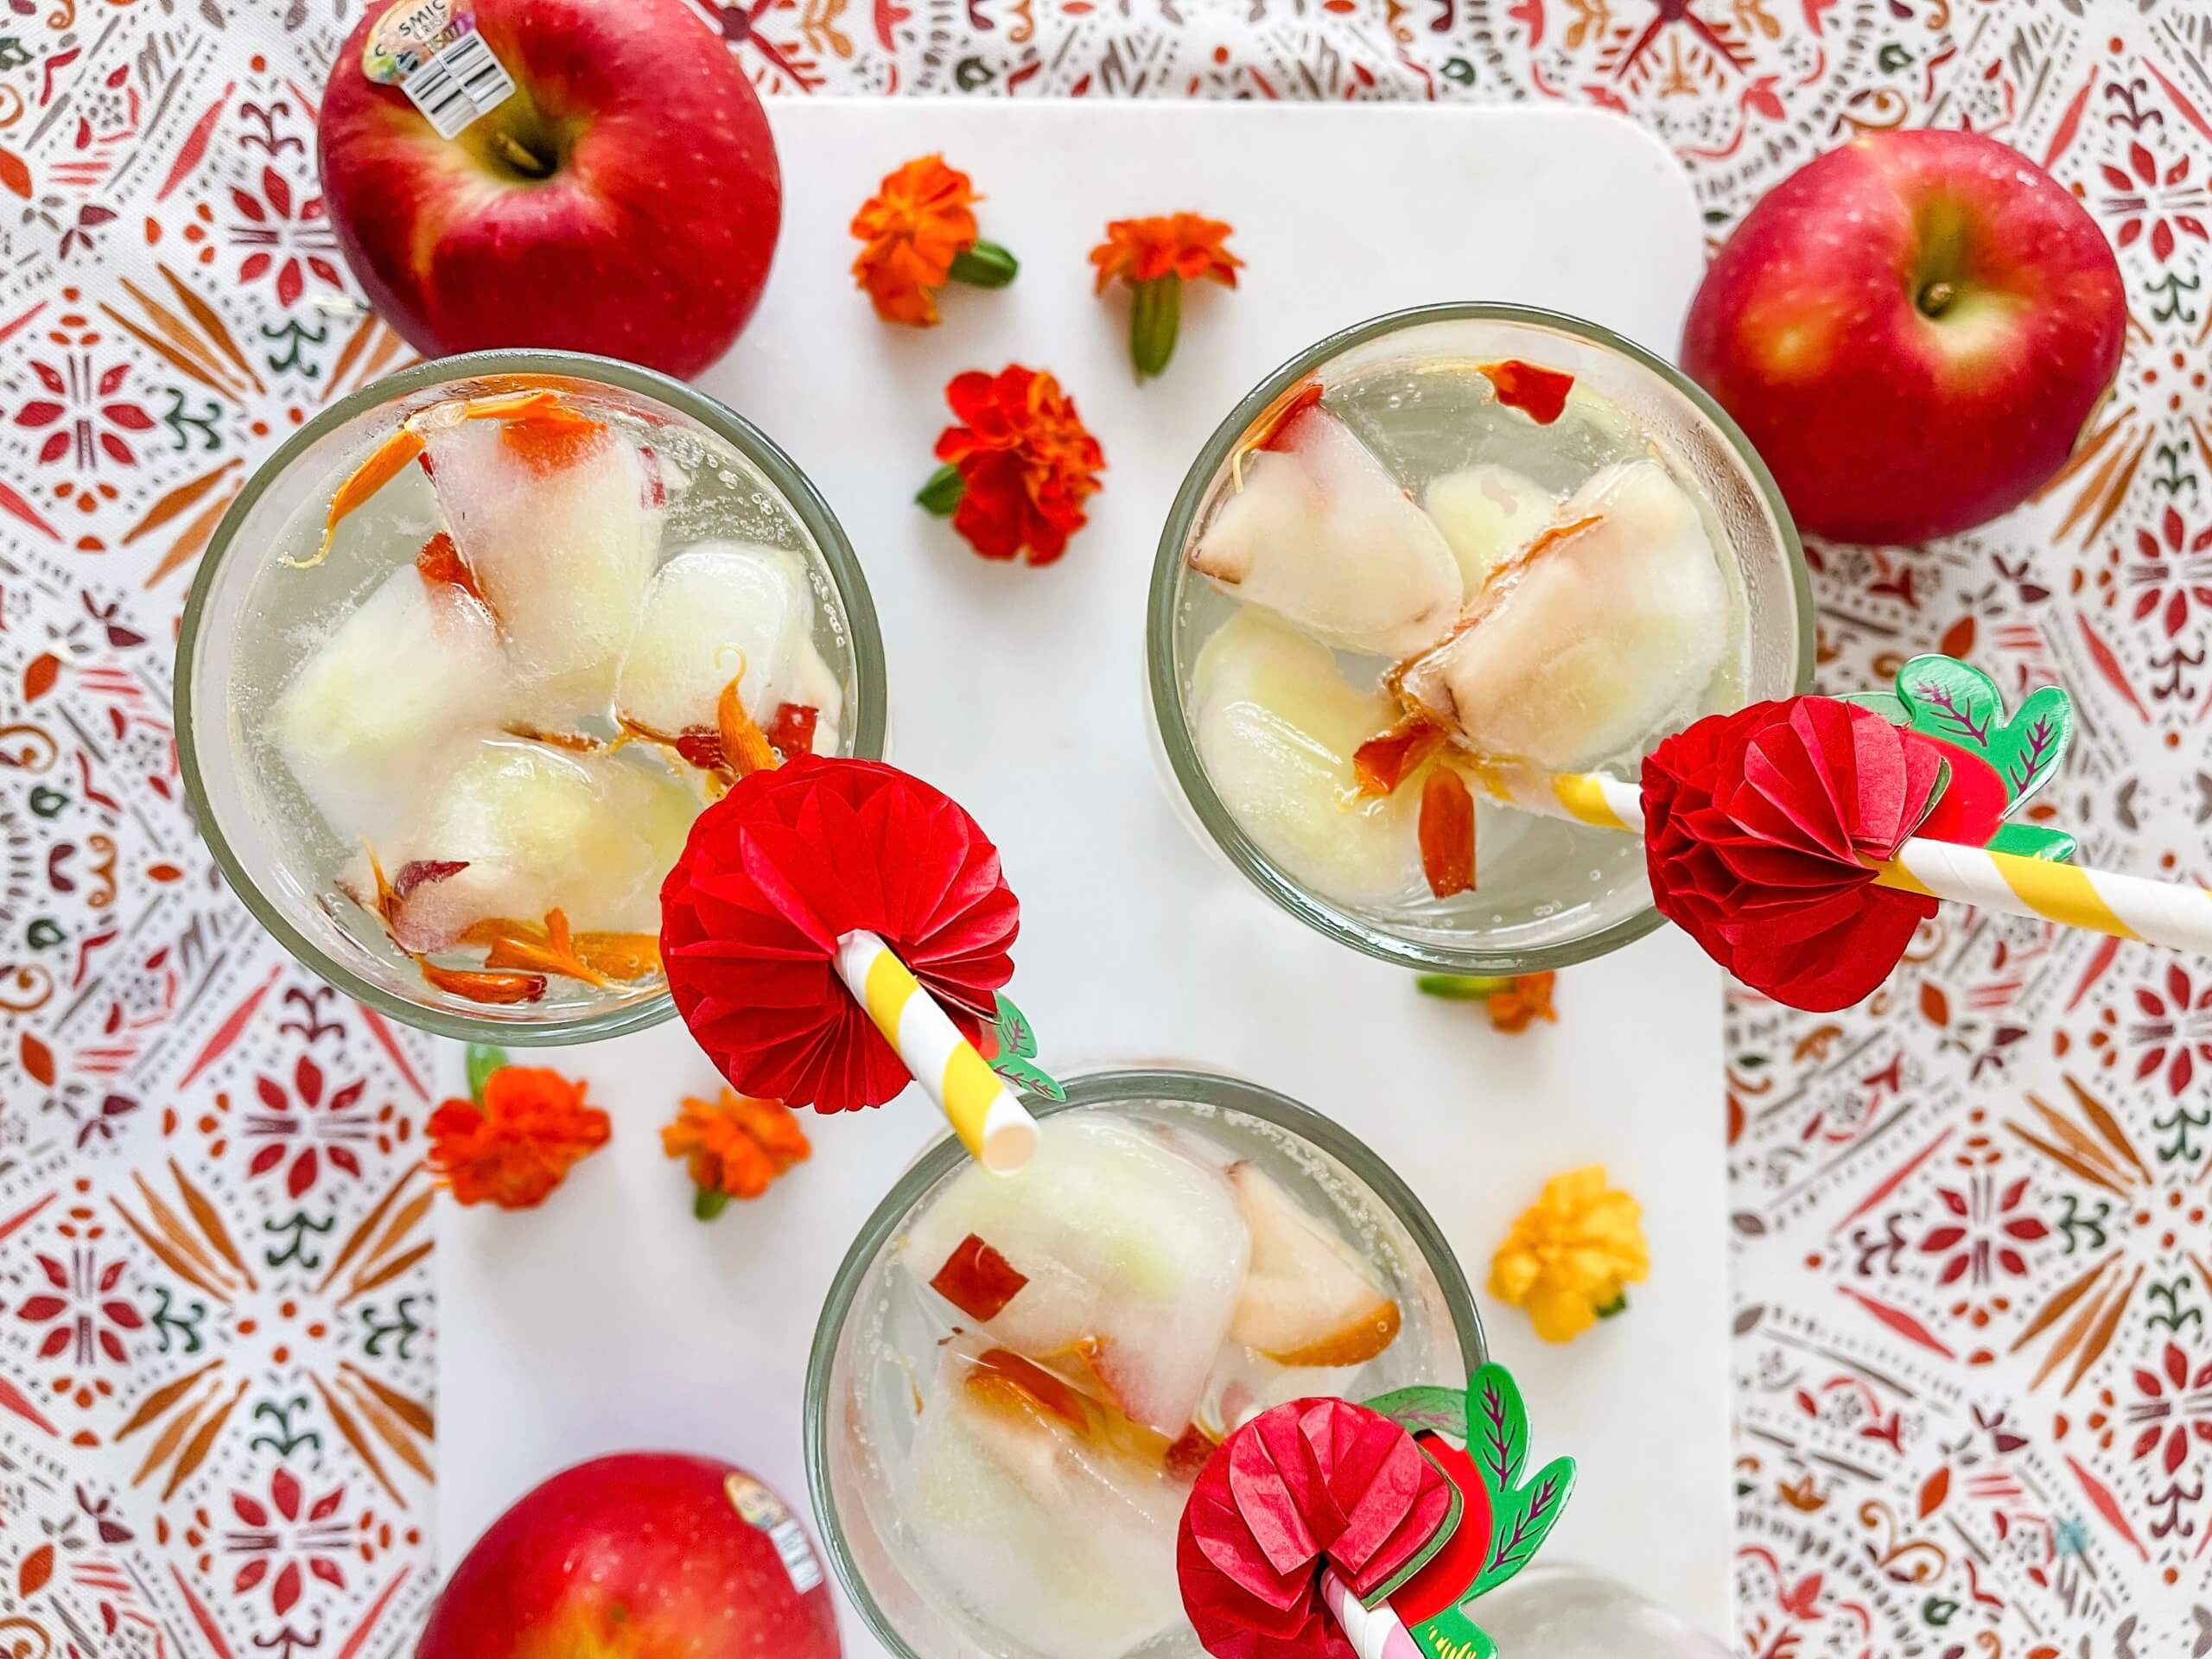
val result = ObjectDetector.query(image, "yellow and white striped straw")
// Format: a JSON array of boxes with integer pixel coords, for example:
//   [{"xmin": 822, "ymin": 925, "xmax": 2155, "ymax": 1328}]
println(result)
[
  {"xmin": 833, "ymin": 930, "xmax": 1040, "ymax": 1174},
  {"xmin": 1464, "ymin": 761, "xmax": 2212, "ymax": 955}
]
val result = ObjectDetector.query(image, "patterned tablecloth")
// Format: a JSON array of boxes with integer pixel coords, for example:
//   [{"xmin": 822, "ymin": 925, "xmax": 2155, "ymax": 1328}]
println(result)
[{"xmin": 0, "ymin": 1, "xmax": 2204, "ymax": 1655}]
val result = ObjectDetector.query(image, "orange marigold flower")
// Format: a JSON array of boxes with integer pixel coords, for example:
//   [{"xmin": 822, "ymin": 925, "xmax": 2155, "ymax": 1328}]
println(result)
[
  {"xmin": 850, "ymin": 156, "xmax": 1018, "ymax": 327},
  {"xmin": 922, "ymin": 365, "xmax": 1105, "ymax": 565},
  {"xmin": 1089, "ymin": 213, "xmax": 1243, "ymax": 295},
  {"xmin": 663, "ymin": 1089, "xmax": 811, "ymax": 1218},
  {"xmin": 1484, "ymin": 972, "xmax": 1558, "ymax": 1033},
  {"xmin": 425, "ymin": 1066, "xmax": 609, "ymax": 1210},
  {"xmin": 1414, "ymin": 970, "xmax": 1559, "ymax": 1033}
]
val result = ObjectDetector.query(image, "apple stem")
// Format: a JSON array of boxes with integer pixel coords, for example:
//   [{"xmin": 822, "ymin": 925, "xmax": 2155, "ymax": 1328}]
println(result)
[
  {"xmin": 492, "ymin": 130, "xmax": 553, "ymax": 180},
  {"xmin": 1917, "ymin": 280, "xmax": 1957, "ymax": 318}
]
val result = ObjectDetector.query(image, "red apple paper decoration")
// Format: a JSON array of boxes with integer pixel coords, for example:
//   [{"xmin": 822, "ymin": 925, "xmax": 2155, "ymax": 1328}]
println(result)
[
  {"xmin": 319, "ymin": 0, "xmax": 781, "ymax": 378},
  {"xmin": 1681, "ymin": 129, "xmax": 2124, "ymax": 545},
  {"xmin": 420, "ymin": 1452, "xmax": 840, "ymax": 1659}
]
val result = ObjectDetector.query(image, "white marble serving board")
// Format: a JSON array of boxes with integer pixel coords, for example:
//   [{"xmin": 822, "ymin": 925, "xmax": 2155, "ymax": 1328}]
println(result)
[{"xmin": 435, "ymin": 100, "xmax": 1732, "ymax": 1644}]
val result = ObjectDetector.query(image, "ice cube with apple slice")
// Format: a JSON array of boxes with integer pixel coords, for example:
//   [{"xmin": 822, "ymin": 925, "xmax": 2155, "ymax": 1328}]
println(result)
[
  {"xmin": 903, "ymin": 1115, "xmax": 1249, "ymax": 1437},
  {"xmin": 613, "ymin": 542, "xmax": 842, "ymax": 763},
  {"xmin": 1395, "ymin": 458, "xmax": 1730, "ymax": 772},
  {"xmin": 906, "ymin": 1344, "xmax": 1191, "ymax": 1659},
  {"xmin": 421, "ymin": 398, "xmax": 662, "ymax": 707},
  {"xmin": 1226, "ymin": 1160, "xmax": 1401, "ymax": 1366},
  {"xmin": 270, "ymin": 563, "xmax": 520, "ymax": 844},
  {"xmin": 348, "ymin": 738, "xmax": 696, "ymax": 956},
  {"xmin": 1191, "ymin": 609, "xmax": 1427, "ymax": 906},
  {"xmin": 1422, "ymin": 463, "xmax": 1557, "ymax": 593},
  {"xmin": 1189, "ymin": 404, "xmax": 1463, "ymax": 657}
]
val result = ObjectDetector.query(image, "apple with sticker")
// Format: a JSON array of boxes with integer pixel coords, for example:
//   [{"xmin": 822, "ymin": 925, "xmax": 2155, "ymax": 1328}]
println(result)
[
  {"xmin": 318, "ymin": 0, "xmax": 781, "ymax": 378},
  {"xmin": 420, "ymin": 1452, "xmax": 841, "ymax": 1659}
]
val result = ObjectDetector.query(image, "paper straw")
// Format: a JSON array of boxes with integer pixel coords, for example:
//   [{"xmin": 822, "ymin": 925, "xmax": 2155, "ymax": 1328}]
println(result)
[
  {"xmin": 1462, "ymin": 761, "xmax": 2212, "ymax": 954},
  {"xmin": 1319, "ymin": 1569, "xmax": 1424, "ymax": 1659},
  {"xmin": 832, "ymin": 930, "xmax": 1040, "ymax": 1174}
]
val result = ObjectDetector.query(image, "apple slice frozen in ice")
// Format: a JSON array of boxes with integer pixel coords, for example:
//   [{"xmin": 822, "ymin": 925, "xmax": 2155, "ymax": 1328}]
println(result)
[
  {"xmin": 1189, "ymin": 406, "xmax": 1462, "ymax": 656},
  {"xmin": 613, "ymin": 542, "xmax": 842, "ymax": 760},
  {"xmin": 1192, "ymin": 609, "xmax": 1426, "ymax": 906},
  {"xmin": 1423, "ymin": 463, "xmax": 1557, "ymax": 592},
  {"xmin": 423, "ymin": 402, "xmax": 661, "ymax": 706},
  {"xmin": 1395, "ymin": 458, "xmax": 1730, "ymax": 772},
  {"xmin": 357, "ymin": 740, "xmax": 696, "ymax": 952},
  {"xmin": 270, "ymin": 565, "xmax": 518, "ymax": 843},
  {"xmin": 903, "ymin": 1115, "xmax": 1249, "ymax": 1436},
  {"xmin": 1226, "ymin": 1161, "xmax": 1402, "ymax": 1367},
  {"xmin": 906, "ymin": 1346, "xmax": 1188, "ymax": 1659}
]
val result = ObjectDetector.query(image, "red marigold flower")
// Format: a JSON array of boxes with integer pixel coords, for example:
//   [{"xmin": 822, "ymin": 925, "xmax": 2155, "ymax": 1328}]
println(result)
[
  {"xmin": 850, "ymin": 155, "xmax": 1019, "ymax": 327},
  {"xmin": 919, "ymin": 365, "xmax": 1105, "ymax": 565},
  {"xmin": 1089, "ymin": 213, "xmax": 1242, "ymax": 378},
  {"xmin": 661, "ymin": 1089, "xmax": 810, "ymax": 1218},
  {"xmin": 424, "ymin": 1065, "xmax": 609, "ymax": 1209}
]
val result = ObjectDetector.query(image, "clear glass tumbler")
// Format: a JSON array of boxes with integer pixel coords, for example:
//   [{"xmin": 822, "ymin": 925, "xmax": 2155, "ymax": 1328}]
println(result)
[
  {"xmin": 175, "ymin": 350, "xmax": 885, "ymax": 1044},
  {"xmin": 804, "ymin": 1067, "xmax": 1485, "ymax": 1659},
  {"xmin": 1149, "ymin": 302, "xmax": 1811, "ymax": 976}
]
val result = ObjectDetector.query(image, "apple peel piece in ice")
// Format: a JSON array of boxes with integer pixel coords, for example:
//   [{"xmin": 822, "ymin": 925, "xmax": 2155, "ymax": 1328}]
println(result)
[
  {"xmin": 1480, "ymin": 359, "xmax": 1575, "ymax": 425},
  {"xmin": 1192, "ymin": 611, "xmax": 1427, "ymax": 906},
  {"xmin": 1394, "ymin": 459, "xmax": 1730, "ymax": 772},
  {"xmin": 1226, "ymin": 1162, "xmax": 1402, "ymax": 1370},
  {"xmin": 903, "ymin": 1115, "xmax": 1249, "ymax": 1436},
  {"xmin": 1189, "ymin": 405, "xmax": 1463, "ymax": 658},
  {"xmin": 931, "ymin": 1232, "xmax": 1030, "ymax": 1322}
]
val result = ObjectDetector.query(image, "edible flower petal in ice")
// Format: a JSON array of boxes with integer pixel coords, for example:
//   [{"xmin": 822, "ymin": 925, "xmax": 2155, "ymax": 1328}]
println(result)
[
  {"xmin": 918, "ymin": 365, "xmax": 1105, "ymax": 565},
  {"xmin": 1489, "ymin": 1166, "xmax": 1648, "ymax": 1343}
]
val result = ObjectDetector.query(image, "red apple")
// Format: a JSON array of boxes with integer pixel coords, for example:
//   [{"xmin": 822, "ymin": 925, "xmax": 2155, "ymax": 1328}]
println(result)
[
  {"xmin": 420, "ymin": 1452, "xmax": 842, "ymax": 1659},
  {"xmin": 1681, "ymin": 130, "xmax": 2123, "ymax": 545},
  {"xmin": 318, "ymin": 0, "xmax": 779, "ymax": 378}
]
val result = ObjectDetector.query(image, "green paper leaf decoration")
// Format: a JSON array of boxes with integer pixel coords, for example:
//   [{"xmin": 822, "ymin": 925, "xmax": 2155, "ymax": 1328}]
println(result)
[
  {"xmin": 1409, "ymin": 1605, "xmax": 1499, "ymax": 1659},
  {"xmin": 1836, "ymin": 690, "xmax": 1910, "ymax": 726},
  {"xmin": 994, "ymin": 993, "xmax": 1039, "ymax": 1058},
  {"xmin": 1985, "ymin": 685, "xmax": 2073, "ymax": 809},
  {"xmin": 1465, "ymin": 1363, "xmax": 1529, "ymax": 1495},
  {"xmin": 1466, "ymin": 1455, "xmax": 1575, "ymax": 1600},
  {"xmin": 1897, "ymin": 655, "xmax": 2005, "ymax": 754},
  {"xmin": 465, "ymin": 1044, "xmax": 508, "ymax": 1103},
  {"xmin": 1368, "ymin": 1385, "xmax": 1469, "ymax": 1440},
  {"xmin": 1986, "ymin": 822, "xmax": 2078, "ymax": 863},
  {"xmin": 991, "ymin": 1054, "xmax": 1066, "ymax": 1102}
]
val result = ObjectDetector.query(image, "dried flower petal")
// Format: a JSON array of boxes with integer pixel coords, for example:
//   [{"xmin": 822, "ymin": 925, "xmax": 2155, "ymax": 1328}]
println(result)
[
  {"xmin": 1353, "ymin": 718, "xmax": 1447, "ymax": 798},
  {"xmin": 1417, "ymin": 769, "xmax": 1477, "ymax": 899}
]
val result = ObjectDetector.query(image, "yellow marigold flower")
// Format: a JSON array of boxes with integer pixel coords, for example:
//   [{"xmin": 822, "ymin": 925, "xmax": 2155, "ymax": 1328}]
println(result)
[{"xmin": 1489, "ymin": 1166, "xmax": 1648, "ymax": 1344}]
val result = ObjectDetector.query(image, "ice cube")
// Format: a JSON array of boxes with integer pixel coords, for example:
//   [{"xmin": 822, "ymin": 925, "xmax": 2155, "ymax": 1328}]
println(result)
[
  {"xmin": 906, "ymin": 1345, "xmax": 1188, "ymax": 1659},
  {"xmin": 1191, "ymin": 610, "xmax": 1424, "ymax": 906},
  {"xmin": 613, "ymin": 542, "xmax": 843, "ymax": 751},
  {"xmin": 1189, "ymin": 409, "xmax": 1462, "ymax": 656},
  {"xmin": 1192, "ymin": 1338, "xmax": 1358, "ymax": 1442},
  {"xmin": 423, "ymin": 411, "xmax": 661, "ymax": 707},
  {"xmin": 271, "ymin": 568, "xmax": 518, "ymax": 843},
  {"xmin": 1226, "ymin": 1161, "xmax": 1400, "ymax": 1366},
  {"xmin": 1395, "ymin": 459, "xmax": 1729, "ymax": 772},
  {"xmin": 1423, "ymin": 463, "xmax": 1557, "ymax": 592},
  {"xmin": 903, "ymin": 1115, "xmax": 1249, "ymax": 1436},
  {"xmin": 363, "ymin": 740, "xmax": 696, "ymax": 950}
]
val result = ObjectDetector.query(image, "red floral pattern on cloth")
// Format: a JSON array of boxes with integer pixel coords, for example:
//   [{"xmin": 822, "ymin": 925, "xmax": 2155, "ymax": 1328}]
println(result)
[{"xmin": 1, "ymin": 3, "xmax": 2209, "ymax": 1656}]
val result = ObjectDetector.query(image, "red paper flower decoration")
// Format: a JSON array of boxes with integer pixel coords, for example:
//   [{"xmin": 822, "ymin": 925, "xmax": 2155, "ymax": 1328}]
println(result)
[
  {"xmin": 1642, "ymin": 697, "xmax": 1947, "ymax": 1013},
  {"xmin": 660, "ymin": 756, "xmax": 1020, "ymax": 1114},
  {"xmin": 1177, "ymin": 1398, "xmax": 1453, "ymax": 1659}
]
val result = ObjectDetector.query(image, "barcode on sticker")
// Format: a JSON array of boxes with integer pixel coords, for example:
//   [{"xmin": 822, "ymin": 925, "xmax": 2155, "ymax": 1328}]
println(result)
[
  {"xmin": 403, "ymin": 30, "xmax": 513, "ymax": 140},
  {"xmin": 766, "ymin": 1516, "xmax": 824, "ymax": 1594}
]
